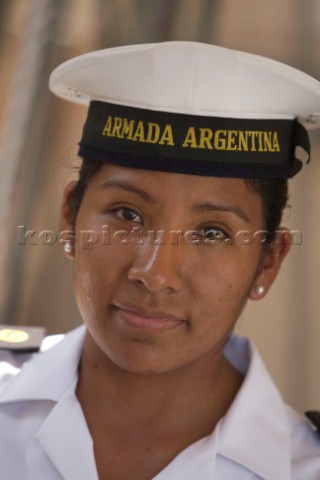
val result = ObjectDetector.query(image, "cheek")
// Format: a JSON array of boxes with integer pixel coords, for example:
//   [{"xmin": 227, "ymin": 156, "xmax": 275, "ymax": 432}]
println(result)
[
  {"xmin": 73, "ymin": 252, "xmax": 100, "ymax": 324},
  {"xmin": 73, "ymin": 243, "xmax": 129, "ymax": 320},
  {"xmin": 189, "ymin": 245, "xmax": 261, "ymax": 319}
]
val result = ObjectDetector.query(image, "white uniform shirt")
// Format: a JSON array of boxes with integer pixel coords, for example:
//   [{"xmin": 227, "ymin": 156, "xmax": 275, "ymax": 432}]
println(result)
[{"xmin": 0, "ymin": 326, "xmax": 319, "ymax": 480}]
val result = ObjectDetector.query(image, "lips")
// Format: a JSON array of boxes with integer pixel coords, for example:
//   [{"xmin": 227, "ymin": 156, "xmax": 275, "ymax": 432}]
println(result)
[{"xmin": 112, "ymin": 303, "xmax": 186, "ymax": 333}]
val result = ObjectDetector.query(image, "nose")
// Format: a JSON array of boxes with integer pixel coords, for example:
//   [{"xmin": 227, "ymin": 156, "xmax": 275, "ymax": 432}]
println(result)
[{"xmin": 127, "ymin": 241, "xmax": 184, "ymax": 293}]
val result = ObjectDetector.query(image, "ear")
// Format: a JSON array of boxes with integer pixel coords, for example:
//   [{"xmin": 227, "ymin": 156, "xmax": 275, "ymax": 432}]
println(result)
[
  {"xmin": 249, "ymin": 228, "xmax": 292, "ymax": 301},
  {"xmin": 59, "ymin": 181, "xmax": 77, "ymax": 260}
]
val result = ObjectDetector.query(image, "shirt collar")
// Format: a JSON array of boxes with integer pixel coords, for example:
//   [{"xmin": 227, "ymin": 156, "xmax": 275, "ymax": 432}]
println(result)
[
  {"xmin": 0, "ymin": 328, "xmax": 292, "ymax": 479},
  {"xmin": 0, "ymin": 325, "xmax": 85, "ymax": 403},
  {"xmin": 218, "ymin": 335, "xmax": 291, "ymax": 480}
]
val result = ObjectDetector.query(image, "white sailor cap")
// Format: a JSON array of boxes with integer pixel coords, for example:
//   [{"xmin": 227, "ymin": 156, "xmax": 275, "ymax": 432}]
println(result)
[{"xmin": 49, "ymin": 41, "xmax": 320, "ymax": 178}]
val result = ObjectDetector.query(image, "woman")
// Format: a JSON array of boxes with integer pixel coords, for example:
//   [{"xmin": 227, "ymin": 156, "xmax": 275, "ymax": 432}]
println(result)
[{"xmin": 0, "ymin": 42, "xmax": 320, "ymax": 479}]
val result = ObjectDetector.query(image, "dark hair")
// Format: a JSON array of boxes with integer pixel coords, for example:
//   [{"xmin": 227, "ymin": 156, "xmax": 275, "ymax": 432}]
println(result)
[
  {"xmin": 245, "ymin": 178, "xmax": 288, "ymax": 243},
  {"xmin": 68, "ymin": 158, "xmax": 288, "ymax": 243},
  {"xmin": 68, "ymin": 158, "xmax": 105, "ymax": 215}
]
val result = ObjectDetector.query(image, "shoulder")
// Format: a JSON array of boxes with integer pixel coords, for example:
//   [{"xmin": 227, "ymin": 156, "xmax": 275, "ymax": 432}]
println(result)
[
  {"xmin": 0, "ymin": 333, "xmax": 65, "ymax": 390},
  {"xmin": 286, "ymin": 406, "xmax": 320, "ymax": 479},
  {"xmin": 0, "ymin": 350, "xmax": 33, "ymax": 386},
  {"xmin": 224, "ymin": 335, "xmax": 320, "ymax": 479},
  {"xmin": 0, "ymin": 327, "xmax": 85, "ymax": 403}
]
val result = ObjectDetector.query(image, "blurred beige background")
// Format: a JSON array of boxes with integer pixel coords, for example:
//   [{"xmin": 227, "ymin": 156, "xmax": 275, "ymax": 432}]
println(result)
[{"xmin": 0, "ymin": 0, "xmax": 319, "ymax": 413}]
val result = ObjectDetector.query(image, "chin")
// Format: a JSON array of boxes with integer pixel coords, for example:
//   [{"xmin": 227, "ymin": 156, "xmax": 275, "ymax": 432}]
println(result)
[{"xmin": 110, "ymin": 348, "xmax": 175, "ymax": 375}]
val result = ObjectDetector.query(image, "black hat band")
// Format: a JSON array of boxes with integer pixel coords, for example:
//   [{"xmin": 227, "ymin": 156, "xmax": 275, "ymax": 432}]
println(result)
[{"xmin": 78, "ymin": 101, "xmax": 310, "ymax": 178}]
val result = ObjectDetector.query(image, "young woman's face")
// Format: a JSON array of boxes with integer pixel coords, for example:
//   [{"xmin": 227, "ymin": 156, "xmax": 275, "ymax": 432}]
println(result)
[{"xmin": 63, "ymin": 164, "xmax": 287, "ymax": 374}]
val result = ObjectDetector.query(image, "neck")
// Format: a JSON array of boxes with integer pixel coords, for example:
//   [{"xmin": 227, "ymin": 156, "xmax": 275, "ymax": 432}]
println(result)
[{"xmin": 76, "ymin": 329, "xmax": 243, "ymax": 435}]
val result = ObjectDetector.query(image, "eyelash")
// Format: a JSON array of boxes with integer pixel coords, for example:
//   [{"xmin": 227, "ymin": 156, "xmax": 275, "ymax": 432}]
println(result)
[
  {"xmin": 196, "ymin": 225, "xmax": 231, "ymax": 243},
  {"xmin": 108, "ymin": 208, "xmax": 231, "ymax": 243},
  {"xmin": 110, "ymin": 206, "xmax": 144, "ymax": 224}
]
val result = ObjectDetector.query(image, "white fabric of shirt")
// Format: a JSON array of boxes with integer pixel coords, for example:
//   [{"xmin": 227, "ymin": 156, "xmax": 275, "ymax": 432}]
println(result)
[{"xmin": 0, "ymin": 326, "xmax": 319, "ymax": 480}]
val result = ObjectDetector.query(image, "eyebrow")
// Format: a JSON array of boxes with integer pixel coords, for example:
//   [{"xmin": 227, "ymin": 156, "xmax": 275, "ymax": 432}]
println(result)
[
  {"xmin": 98, "ymin": 180, "xmax": 156, "ymax": 203},
  {"xmin": 98, "ymin": 180, "xmax": 251, "ymax": 222},
  {"xmin": 192, "ymin": 203, "xmax": 251, "ymax": 223}
]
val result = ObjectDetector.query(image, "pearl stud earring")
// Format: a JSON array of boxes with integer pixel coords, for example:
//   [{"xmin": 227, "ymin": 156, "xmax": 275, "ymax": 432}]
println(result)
[
  {"xmin": 64, "ymin": 240, "xmax": 73, "ymax": 254},
  {"xmin": 255, "ymin": 285, "xmax": 265, "ymax": 296}
]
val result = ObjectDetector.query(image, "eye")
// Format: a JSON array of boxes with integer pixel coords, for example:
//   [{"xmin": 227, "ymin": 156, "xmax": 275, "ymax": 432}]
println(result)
[
  {"xmin": 197, "ymin": 226, "xmax": 230, "ymax": 243},
  {"xmin": 112, "ymin": 207, "xmax": 143, "ymax": 224}
]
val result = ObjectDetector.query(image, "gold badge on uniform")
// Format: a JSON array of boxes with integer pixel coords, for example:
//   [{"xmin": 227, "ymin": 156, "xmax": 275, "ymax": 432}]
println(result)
[
  {"xmin": 0, "ymin": 325, "xmax": 46, "ymax": 353},
  {"xmin": 0, "ymin": 329, "xmax": 30, "ymax": 343}
]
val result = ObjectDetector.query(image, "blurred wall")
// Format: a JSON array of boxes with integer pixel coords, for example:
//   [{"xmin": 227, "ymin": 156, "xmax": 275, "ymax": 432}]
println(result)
[{"xmin": 0, "ymin": 0, "xmax": 319, "ymax": 413}]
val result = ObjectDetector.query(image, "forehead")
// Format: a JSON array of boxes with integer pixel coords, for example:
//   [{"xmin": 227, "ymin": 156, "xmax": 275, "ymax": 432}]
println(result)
[{"xmin": 88, "ymin": 164, "xmax": 263, "ymax": 217}]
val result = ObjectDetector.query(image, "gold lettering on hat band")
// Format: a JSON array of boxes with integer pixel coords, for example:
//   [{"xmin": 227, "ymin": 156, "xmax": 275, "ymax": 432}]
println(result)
[
  {"xmin": 79, "ymin": 100, "xmax": 311, "ymax": 178},
  {"xmin": 103, "ymin": 116, "xmax": 174, "ymax": 146},
  {"xmin": 0, "ymin": 328, "xmax": 30, "ymax": 343},
  {"xmin": 102, "ymin": 114, "xmax": 281, "ymax": 153},
  {"xmin": 182, "ymin": 127, "xmax": 280, "ymax": 152}
]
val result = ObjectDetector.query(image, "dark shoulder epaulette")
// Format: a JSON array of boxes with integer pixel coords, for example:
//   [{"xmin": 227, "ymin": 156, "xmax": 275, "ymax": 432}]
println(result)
[
  {"xmin": 0, "ymin": 325, "xmax": 46, "ymax": 353},
  {"xmin": 305, "ymin": 411, "xmax": 320, "ymax": 438}
]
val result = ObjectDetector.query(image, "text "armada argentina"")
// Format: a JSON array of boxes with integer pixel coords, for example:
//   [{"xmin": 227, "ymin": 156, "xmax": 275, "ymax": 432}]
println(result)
[{"xmin": 102, "ymin": 115, "xmax": 281, "ymax": 153}]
